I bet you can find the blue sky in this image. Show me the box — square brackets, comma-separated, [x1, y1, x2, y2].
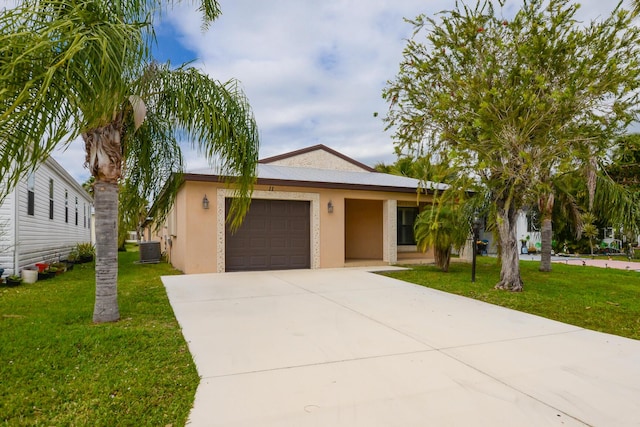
[52, 0, 634, 184]
[152, 22, 199, 65]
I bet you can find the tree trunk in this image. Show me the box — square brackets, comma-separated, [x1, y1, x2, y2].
[93, 181, 120, 323]
[84, 121, 123, 324]
[435, 247, 452, 272]
[539, 217, 553, 272]
[494, 205, 523, 291]
[538, 193, 554, 272]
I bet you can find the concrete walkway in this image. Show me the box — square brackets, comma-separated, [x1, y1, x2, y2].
[163, 268, 640, 427]
[519, 253, 640, 272]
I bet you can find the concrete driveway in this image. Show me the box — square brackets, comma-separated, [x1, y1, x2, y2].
[162, 268, 640, 427]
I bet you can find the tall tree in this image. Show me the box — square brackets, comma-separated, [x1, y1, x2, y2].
[0, 0, 259, 322]
[606, 134, 640, 189]
[384, 0, 640, 291]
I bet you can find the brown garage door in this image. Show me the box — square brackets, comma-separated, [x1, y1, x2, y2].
[225, 198, 310, 271]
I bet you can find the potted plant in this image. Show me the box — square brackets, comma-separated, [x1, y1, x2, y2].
[50, 262, 66, 274]
[43, 267, 58, 279]
[67, 248, 79, 264]
[6, 275, 22, 286]
[35, 262, 49, 273]
[21, 266, 39, 284]
[75, 243, 95, 263]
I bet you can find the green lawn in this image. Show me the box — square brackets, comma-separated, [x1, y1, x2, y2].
[0, 249, 199, 426]
[382, 257, 640, 340]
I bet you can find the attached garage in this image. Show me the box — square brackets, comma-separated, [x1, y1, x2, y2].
[225, 198, 311, 271]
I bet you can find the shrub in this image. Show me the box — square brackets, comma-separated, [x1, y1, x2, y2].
[74, 242, 95, 263]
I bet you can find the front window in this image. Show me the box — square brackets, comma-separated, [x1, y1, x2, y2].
[49, 179, 54, 220]
[27, 172, 35, 216]
[397, 207, 419, 245]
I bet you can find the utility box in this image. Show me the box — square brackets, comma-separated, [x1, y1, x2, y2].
[139, 241, 161, 263]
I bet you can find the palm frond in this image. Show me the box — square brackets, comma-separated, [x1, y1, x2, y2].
[593, 173, 639, 234]
[0, 0, 147, 193]
[139, 63, 259, 230]
[120, 108, 183, 227]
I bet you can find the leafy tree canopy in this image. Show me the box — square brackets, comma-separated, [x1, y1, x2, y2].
[384, 0, 640, 290]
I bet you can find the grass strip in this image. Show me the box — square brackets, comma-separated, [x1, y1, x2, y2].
[0, 249, 198, 426]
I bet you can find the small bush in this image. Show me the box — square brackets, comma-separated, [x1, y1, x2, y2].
[74, 242, 95, 263]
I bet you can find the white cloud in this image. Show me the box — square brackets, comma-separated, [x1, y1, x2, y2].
[161, 0, 436, 169]
[52, 0, 636, 182]
[52, 136, 91, 185]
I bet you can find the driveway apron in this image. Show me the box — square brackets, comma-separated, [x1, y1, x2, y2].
[162, 268, 640, 427]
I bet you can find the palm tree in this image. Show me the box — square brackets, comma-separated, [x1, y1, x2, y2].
[414, 203, 469, 272]
[536, 158, 640, 270]
[581, 213, 599, 256]
[0, 0, 259, 323]
[376, 155, 480, 272]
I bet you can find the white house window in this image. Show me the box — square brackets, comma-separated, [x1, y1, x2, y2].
[83, 203, 86, 228]
[27, 172, 35, 216]
[49, 179, 54, 220]
[65, 190, 68, 223]
[75, 196, 78, 225]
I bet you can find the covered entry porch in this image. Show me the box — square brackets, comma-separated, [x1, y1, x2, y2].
[344, 198, 433, 266]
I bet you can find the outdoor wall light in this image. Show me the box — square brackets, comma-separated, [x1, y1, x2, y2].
[327, 200, 334, 213]
[202, 195, 210, 210]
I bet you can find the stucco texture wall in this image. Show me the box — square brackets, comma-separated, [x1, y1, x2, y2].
[162, 181, 435, 274]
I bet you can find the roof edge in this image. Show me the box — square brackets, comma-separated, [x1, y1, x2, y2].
[181, 173, 434, 195]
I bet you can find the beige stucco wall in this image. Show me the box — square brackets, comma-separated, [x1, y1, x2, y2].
[161, 180, 435, 274]
[161, 182, 218, 274]
[267, 150, 367, 172]
[345, 199, 383, 260]
[318, 190, 345, 268]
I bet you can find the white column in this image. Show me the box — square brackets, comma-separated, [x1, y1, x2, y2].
[383, 200, 397, 264]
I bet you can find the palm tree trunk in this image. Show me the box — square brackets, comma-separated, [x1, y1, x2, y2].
[435, 247, 452, 272]
[93, 181, 120, 323]
[539, 217, 553, 272]
[494, 205, 523, 291]
[538, 193, 554, 272]
[84, 122, 123, 324]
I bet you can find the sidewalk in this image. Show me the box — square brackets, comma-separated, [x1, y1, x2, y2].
[519, 253, 640, 272]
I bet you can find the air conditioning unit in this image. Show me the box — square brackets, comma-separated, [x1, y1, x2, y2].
[139, 241, 161, 263]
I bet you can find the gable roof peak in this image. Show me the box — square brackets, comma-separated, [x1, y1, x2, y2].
[259, 144, 376, 172]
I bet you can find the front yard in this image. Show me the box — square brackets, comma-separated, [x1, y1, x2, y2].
[0, 248, 199, 426]
[2, 250, 639, 426]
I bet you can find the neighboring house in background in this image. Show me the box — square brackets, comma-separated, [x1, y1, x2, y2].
[476, 211, 542, 256]
[0, 157, 93, 276]
[149, 145, 447, 274]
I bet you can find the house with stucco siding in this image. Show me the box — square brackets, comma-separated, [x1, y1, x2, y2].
[152, 145, 446, 274]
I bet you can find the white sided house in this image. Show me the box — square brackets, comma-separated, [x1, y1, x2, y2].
[0, 157, 93, 276]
